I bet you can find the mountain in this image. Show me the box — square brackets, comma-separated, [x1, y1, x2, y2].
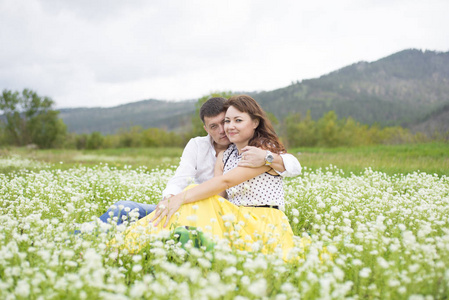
[59, 49, 449, 135]
[59, 99, 196, 134]
[411, 103, 449, 135]
[255, 49, 449, 128]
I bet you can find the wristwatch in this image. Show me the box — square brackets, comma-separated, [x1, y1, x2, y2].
[265, 150, 274, 166]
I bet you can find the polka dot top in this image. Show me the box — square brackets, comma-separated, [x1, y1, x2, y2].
[222, 144, 284, 207]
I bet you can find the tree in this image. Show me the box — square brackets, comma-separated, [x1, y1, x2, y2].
[283, 111, 317, 147]
[75, 133, 88, 149]
[317, 111, 340, 147]
[0, 127, 7, 146]
[283, 113, 302, 147]
[189, 91, 233, 138]
[86, 132, 104, 150]
[0, 89, 66, 148]
[118, 126, 143, 148]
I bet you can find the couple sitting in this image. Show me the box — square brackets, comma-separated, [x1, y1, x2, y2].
[105, 95, 302, 259]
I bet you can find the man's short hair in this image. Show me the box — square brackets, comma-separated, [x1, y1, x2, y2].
[200, 97, 227, 124]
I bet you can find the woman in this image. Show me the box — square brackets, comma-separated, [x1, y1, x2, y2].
[115, 95, 297, 260]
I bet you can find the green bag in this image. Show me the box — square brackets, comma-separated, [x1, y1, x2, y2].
[173, 226, 215, 252]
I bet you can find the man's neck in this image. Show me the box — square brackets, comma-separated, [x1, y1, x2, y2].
[213, 142, 228, 155]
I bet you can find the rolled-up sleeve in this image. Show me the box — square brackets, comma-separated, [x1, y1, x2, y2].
[277, 153, 302, 177]
[162, 139, 199, 197]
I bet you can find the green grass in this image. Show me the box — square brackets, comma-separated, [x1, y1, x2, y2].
[292, 143, 449, 176]
[0, 147, 183, 172]
[1, 143, 448, 176]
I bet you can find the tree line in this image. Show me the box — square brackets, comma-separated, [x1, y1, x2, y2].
[281, 110, 446, 148]
[1, 89, 447, 150]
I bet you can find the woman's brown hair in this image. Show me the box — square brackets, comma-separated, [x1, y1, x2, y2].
[224, 95, 286, 154]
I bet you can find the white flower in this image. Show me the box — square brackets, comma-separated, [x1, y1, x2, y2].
[15, 279, 30, 298]
[409, 264, 420, 273]
[352, 259, 363, 266]
[132, 255, 142, 263]
[222, 214, 236, 222]
[186, 215, 198, 222]
[223, 267, 237, 277]
[409, 295, 425, 300]
[359, 267, 371, 278]
[198, 258, 212, 269]
[130, 281, 147, 298]
[66, 203, 75, 213]
[326, 245, 337, 254]
[132, 264, 142, 272]
[377, 257, 389, 269]
[388, 279, 400, 287]
[248, 278, 267, 297]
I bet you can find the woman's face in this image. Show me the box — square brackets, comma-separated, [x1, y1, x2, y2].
[224, 106, 259, 146]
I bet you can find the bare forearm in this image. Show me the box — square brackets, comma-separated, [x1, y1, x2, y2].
[173, 165, 268, 205]
[176, 177, 228, 205]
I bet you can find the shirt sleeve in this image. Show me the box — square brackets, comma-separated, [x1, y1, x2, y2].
[277, 153, 302, 177]
[162, 138, 199, 197]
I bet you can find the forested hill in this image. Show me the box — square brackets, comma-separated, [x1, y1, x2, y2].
[256, 49, 449, 129]
[59, 99, 196, 134]
[60, 49, 449, 134]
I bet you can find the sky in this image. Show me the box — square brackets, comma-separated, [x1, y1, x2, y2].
[1, 0, 449, 108]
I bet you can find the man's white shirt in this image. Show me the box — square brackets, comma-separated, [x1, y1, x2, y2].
[162, 135, 302, 197]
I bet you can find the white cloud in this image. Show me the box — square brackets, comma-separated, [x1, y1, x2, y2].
[1, 0, 448, 108]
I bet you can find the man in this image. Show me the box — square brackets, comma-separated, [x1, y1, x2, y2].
[95, 97, 301, 227]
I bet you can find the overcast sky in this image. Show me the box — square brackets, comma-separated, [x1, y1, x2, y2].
[1, 0, 448, 108]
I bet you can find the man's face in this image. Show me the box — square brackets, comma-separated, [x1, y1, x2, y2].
[203, 112, 230, 147]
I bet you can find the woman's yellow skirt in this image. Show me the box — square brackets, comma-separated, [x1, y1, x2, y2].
[111, 193, 300, 260]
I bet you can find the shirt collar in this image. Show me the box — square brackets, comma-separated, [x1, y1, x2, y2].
[206, 134, 217, 156]
[207, 134, 214, 147]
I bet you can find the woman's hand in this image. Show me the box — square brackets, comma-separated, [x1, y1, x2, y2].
[238, 146, 266, 167]
[150, 195, 183, 228]
[239, 146, 286, 174]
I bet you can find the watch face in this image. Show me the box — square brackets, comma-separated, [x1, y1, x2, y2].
[267, 154, 274, 162]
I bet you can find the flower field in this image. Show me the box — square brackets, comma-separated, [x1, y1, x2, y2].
[1, 155, 449, 299]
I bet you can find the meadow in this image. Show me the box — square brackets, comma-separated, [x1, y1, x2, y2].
[0, 143, 448, 299]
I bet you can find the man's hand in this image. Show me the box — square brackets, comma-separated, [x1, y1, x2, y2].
[150, 195, 183, 228]
[239, 146, 287, 174]
[238, 146, 266, 167]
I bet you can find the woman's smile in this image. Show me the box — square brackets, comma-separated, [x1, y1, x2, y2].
[224, 106, 259, 149]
